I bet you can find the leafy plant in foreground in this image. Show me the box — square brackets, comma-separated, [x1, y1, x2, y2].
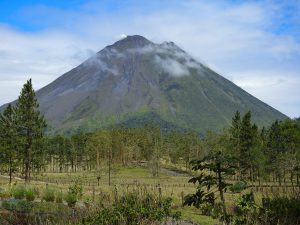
[184, 151, 237, 225]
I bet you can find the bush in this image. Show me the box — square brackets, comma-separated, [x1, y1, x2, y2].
[64, 182, 82, 207]
[2, 200, 17, 211]
[42, 188, 55, 202]
[68, 182, 83, 199]
[230, 181, 247, 193]
[64, 192, 77, 207]
[83, 190, 180, 225]
[2, 199, 34, 213]
[11, 185, 26, 199]
[232, 192, 258, 225]
[261, 196, 300, 225]
[25, 187, 35, 201]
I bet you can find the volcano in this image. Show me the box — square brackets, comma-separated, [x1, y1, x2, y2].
[1, 35, 287, 133]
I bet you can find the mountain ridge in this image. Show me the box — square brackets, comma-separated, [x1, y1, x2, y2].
[0, 35, 288, 134]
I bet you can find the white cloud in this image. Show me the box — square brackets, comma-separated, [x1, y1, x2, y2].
[0, 0, 299, 117]
[232, 71, 300, 118]
[154, 55, 188, 77]
[120, 34, 127, 39]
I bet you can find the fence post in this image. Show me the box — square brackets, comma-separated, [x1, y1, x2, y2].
[158, 184, 162, 204]
[92, 185, 95, 202]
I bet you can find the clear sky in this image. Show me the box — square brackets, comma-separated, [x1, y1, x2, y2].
[0, 0, 299, 117]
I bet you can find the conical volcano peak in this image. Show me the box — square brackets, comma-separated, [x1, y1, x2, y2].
[109, 35, 153, 50]
[1, 35, 287, 134]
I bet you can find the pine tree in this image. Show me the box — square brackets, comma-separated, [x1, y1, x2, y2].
[239, 111, 255, 178]
[15, 79, 46, 182]
[0, 104, 19, 183]
[229, 111, 242, 177]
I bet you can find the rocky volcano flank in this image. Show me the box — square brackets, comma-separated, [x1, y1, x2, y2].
[1, 35, 287, 133]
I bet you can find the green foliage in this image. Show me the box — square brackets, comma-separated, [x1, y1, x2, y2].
[11, 185, 26, 199]
[64, 191, 77, 207]
[229, 181, 247, 193]
[2, 199, 34, 213]
[15, 79, 47, 181]
[185, 151, 238, 224]
[25, 187, 35, 201]
[232, 192, 258, 225]
[42, 188, 55, 202]
[83, 190, 180, 225]
[68, 181, 83, 198]
[261, 195, 300, 225]
[0, 104, 19, 183]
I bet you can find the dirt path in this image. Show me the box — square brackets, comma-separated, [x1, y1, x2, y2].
[0, 175, 23, 181]
[0, 174, 47, 185]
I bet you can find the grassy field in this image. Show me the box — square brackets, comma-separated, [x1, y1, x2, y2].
[1, 165, 296, 224]
[0, 166, 217, 224]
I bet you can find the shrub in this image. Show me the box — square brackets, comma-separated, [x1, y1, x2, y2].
[64, 183, 82, 207]
[42, 188, 55, 202]
[25, 187, 35, 201]
[83, 189, 180, 225]
[232, 192, 258, 225]
[2, 200, 17, 211]
[11, 185, 26, 199]
[15, 200, 34, 213]
[68, 182, 83, 199]
[2, 199, 34, 213]
[230, 181, 247, 193]
[64, 192, 77, 207]
[261, 196, 300, 225]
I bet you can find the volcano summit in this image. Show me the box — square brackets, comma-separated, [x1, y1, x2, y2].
[1, 35, 287, 133]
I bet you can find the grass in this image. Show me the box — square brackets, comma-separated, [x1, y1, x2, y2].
[178, 207, 218, 225]
[1, 165, 296, 224]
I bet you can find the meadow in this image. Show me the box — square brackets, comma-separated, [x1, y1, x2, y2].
[1, 163, 299, 225]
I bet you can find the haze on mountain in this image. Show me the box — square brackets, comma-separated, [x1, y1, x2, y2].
[1, 35, 287, 134]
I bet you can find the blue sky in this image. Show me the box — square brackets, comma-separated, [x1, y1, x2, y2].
[0, 0, 299, 117]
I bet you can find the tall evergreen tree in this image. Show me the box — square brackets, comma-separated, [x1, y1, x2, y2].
[15, 79, 46, 182]
[230, 111, 241, 150]
[0, 104, 19, 183]
[239, 111, 255, 178]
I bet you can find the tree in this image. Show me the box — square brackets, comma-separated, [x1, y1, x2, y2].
[86, 130, 111, 171]
[229, 111, 241, 155]
[15, 79, 46, 182]
[184, 151, 237, 224]
[0, 104, 19, 183]
[70, 132, 87, 171]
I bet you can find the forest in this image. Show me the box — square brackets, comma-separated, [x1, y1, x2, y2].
[0, 80, 300, 224]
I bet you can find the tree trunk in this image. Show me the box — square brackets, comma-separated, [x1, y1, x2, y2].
[24, 130, 33, 183]
[9, 157, 12, 184]
[217, 162, 228, 225]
